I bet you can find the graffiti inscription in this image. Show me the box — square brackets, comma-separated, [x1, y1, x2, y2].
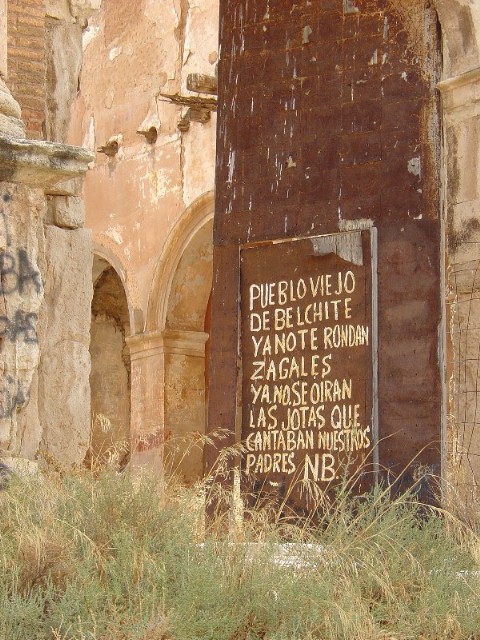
[0, 192, 42, 420]
[241, 234, 374, 501]
[0, 248, 42, 296]
[0, 375, 29, 419]
[0, 310, 38, 343]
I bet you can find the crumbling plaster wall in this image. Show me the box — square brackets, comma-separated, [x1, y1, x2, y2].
[435, 0, 480, 78]
[69, 0, 218, 329]
[89, 263, 130, 467]
[66, 0, 480, 489]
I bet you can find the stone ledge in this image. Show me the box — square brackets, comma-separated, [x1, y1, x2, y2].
[438, 66, 480, 94]
[163, 329, 208, 357]
[438, 66, 480, 117]
[0, 136, 94, 189]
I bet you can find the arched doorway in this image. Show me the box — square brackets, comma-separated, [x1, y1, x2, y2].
[88, 255, 131, 468]
[162, 218, 213, 482]
[145, 192, 214, 483]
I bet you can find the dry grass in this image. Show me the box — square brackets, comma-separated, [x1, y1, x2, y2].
[0, 458, 479, 640]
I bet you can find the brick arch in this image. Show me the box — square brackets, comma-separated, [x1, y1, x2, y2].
[89, 252, 131, 469]
[146, 191, 214, 333]
[92, 242, 137, 334]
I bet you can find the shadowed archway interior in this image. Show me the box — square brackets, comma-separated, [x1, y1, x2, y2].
[88, 255, 131, 469]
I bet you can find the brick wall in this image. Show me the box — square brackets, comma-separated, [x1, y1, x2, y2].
[208, 0, 442, 497]
[7, 0, 46, 139]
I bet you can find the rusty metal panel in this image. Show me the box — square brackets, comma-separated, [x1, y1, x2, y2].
[240, 230, 377, 506]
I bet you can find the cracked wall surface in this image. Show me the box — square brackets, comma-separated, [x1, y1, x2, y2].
[441, 69, 480, 501]
[0, 0, 479, 492]
[89, 263, 130, 468]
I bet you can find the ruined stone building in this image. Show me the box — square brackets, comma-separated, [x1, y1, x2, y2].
[68, 0, 218, 479]
[1, 0, 480, 503]
[0, 0, 217, 482]
[0, 0, 94, 472]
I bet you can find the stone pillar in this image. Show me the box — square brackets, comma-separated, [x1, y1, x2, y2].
[0, 183, 44, 453]
[0, 0, 25, 138]
[0, 0, 98, 471]
[439, 67, 480, 501]
[127, 332, 166, 473]
[37, 221, 93, 466]
[0, 80, 24, 137]
[0, 140, 93, 463]
[127, 329, 208, 479]
[44, 2, 83, 143]
[163, 330, 208, 482]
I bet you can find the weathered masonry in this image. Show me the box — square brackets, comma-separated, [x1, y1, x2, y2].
[2, 0, 480, 507]
[69, 0, 218, 479]
[1, 0, 220, 478]
[0, 0, 97, 471]
[207, 0, 443, 507]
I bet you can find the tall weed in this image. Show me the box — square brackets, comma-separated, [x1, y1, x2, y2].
[0, 466, 478, 639]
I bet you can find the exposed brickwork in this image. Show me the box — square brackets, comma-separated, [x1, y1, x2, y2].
[208, 0, 442, 494]
[7, 0, 46, 139]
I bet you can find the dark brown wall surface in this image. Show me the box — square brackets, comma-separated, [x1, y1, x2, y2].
[208, 0, 442, 491]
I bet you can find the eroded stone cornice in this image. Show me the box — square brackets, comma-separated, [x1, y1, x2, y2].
[0, 136, 94, 189]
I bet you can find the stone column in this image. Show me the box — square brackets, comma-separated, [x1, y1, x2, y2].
[0, 183, 44, 454]
[127, 329, 208, 479]
[0, 140, 93, 462]
[127, 332, 166, 473]
[0, 0, 24, 139]
[439, 67, 480, 501]
[0, 80, 24, 138]
[0, 0, 97, 471]
[163, 329, 208, 483]
[0, 0, 6, 79]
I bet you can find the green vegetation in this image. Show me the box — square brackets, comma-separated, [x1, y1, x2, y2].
[0, 467, 479, 640]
